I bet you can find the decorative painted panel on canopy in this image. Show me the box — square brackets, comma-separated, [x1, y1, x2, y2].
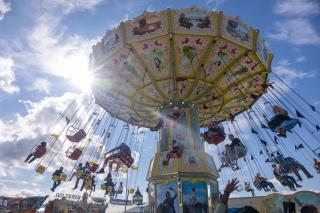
[90, 6, 272, 129]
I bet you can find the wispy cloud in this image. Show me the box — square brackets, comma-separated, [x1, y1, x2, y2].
[274, 0, 320, 16]
[0, 56, 20, 94]
[268, 18, 320, 46]
[206, 0, 226, 10]
[0, 92, 76, 143]
[272, 60, 317, 87]
[0, 0, 10, 21]
[37, 0, 104, 14]
[270, 0, 320, 47]
[27, 78, 51, 94]
[16, 14, 98, 91]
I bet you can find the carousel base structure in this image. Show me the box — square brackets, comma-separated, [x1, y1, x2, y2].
[147, 151, 219, 213]
[146, 103, 220, 213]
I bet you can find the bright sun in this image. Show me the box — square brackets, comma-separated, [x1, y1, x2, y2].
[59, 52, 93, 92]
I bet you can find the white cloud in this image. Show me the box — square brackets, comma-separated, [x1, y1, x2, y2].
[272, 60, 317, 88]
[0, 56, 20, 94]
[16, 14, 98, 92]
[268, 19, 320, 46]
[39, 0, 104, 14]
[295, 55, 306, 63]
[274, 0, 320, 16]
[206, 0, 226, 10]
[0, 182, 43, 197]
[28, 78, 51, 94]
[0, 92, 77, 143]
[0, 0, 10, 21]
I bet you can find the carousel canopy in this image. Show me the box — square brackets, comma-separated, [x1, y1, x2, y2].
[90, 6, 272, 129]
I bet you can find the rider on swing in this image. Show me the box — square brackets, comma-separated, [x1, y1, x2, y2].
[223, 134, 246, 161]
[254, 173, 277, 192]
[162, 140, 183, 165]
[269, 105, 299, 138]
[313, 158, 320, 174]
[24, 142, 47, 164]
[272, 164, 302, 191]
[104, 173, 115, 197]
[97, 143, 132, 174]
[244, 182, 255, 197]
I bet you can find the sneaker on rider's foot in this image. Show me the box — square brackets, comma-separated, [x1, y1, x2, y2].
[96, 168, 105, 174]
[307, 175, 314, 179]
[289, 187, 296, 191]
[296, 184, 302, 188]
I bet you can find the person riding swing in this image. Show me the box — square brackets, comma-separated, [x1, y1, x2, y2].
[24, 142, 47, 164]
[97, 143, 133, 174]
[268, 105, 299, 138]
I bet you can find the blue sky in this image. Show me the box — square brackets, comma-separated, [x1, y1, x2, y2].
[0, 0, 320, 205]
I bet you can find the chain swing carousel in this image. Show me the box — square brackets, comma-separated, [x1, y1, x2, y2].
[90, 6, 272, 212]
[23, 6, 320, 212]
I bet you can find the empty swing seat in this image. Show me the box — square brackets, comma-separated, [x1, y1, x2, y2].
[66, 128, 87, 143]
[119, 152, 134, 168]
[67, 148, 83, 160]
[36, 165, 46, 174]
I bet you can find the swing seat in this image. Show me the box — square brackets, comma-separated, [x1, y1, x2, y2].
[107, 185, 113, 192]
[60, 173, 67, 182]
[268, 114, 298, 132]
[117, 187, 123, 194]
[66, 147, 83, 160]
[131, 165, 139, 170]
[36, 165, 46, 174]
[75, 170, 83, 178]
[101, 184, 106, 190]
[85, 182, 92, 190]
[236, 146, 247, 158]
[53, 175, 60, 182]
[204, 127, 226, 145]
[205, 134, 226, 145]
[89, 162, 99, 172]
[66, 128, 87, 143]
[33, 147, 47, 158]
[119, 152, 134, 168]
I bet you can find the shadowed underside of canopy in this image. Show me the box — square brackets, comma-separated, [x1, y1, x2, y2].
[90, 6, 272, 129]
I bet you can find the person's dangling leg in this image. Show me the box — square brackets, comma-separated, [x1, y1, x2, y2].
[51, 181, 56, 191]
[293, 168, 303, 181]
[251, 189, 255, 197]
[69, 172, 75, 181]
[24, 153, 33, 163]
[97, 158, 109, 174]
[28, 156, 37, 163]
[267, 182, 277, 192]
[80, 180, 86, 191]
[52, 180, 61, 192]
[73, 177, 80, 189]
[297, 164, 313, 178]
[56, 180, 61, 189]
[287, 175, 302, 187]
